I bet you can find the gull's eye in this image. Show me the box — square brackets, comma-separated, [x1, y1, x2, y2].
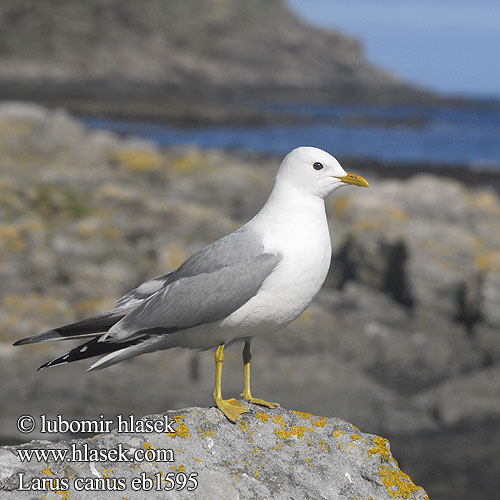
[313, 162, 324, 171]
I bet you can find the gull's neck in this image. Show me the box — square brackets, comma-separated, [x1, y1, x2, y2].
[248, 179, 328, 235]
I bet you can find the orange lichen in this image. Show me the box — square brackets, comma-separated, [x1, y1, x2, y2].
[378, 467, 425, 499]
[272, 415, 285, 427]
[291, 411, 314, 419]
[176, 423, 190, 439]
[368, 436, 428, 499]
[255, 411, 269, 423]
[273, 424, 308, 440]
[102, 468, 113, 478]
[198, 427, 214, 439]
[367, 436, 391, 462]
[312, 418, 327, 427]
[168, 422, 190, 439]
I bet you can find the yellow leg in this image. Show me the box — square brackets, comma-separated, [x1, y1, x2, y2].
[213, 344, 249, 422]
[241, 341, 279, 408]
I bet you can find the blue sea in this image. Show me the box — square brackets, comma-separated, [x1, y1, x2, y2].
[82, 103, 500, 169]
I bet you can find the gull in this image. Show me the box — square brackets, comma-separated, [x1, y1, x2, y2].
[14, 147, 368, 422]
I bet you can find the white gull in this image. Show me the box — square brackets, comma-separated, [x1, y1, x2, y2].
[15, 146, 369, 422]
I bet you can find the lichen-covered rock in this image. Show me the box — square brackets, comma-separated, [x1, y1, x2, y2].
[0, 406, 428, 500]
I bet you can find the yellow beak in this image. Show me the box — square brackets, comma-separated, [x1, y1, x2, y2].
[335, 172, 369, 188]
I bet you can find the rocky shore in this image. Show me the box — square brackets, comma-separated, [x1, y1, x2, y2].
[0, 103, 499, 499]
[0, 406, 429, 500]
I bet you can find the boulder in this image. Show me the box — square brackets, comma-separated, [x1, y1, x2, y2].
[0, 406, 428, 500]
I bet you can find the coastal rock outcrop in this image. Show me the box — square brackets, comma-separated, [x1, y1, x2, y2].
[0, 406, 428, 500]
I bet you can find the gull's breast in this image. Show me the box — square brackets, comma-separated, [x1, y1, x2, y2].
[221, 218, 332, 333]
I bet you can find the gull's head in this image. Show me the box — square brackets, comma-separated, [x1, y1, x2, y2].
[276, 147, 369, 198]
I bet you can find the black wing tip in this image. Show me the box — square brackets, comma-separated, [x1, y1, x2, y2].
[13, 329, 66, 346]
[13, 337, 34, 346]
[37, 357, 70, 371]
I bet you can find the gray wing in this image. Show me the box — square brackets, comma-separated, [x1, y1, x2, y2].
[104, 228, 281, 342]
[113, 227, 268, 312]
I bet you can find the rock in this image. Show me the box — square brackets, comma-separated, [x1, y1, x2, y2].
[413, 364, 500, 427]
[328, 175, 500, 341]
[0, 0, 430, 109]
[0, 406, 429, 500]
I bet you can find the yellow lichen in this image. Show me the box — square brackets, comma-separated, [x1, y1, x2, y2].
[176, 423, 190, 439]
[367, 436, 391, 462]
[291, 411, 314, 419]
[475, 250, 500, 272]
[272, 415, 285, 427]
[378, 466, 423, 499]
[255, 411, 269, 423]
[112, 149, 162, 172]
[172, 152, 203, 172]
[350, 434, 361, 441]
[312, 418, 327, 427]
[273, 424, 308, 440]
[168, 422, 190, 439]
[102, 468, 113, 478]
[367, 436, 427, 499]
[42, 466, 52, 475]
[332, 430, 344, 438]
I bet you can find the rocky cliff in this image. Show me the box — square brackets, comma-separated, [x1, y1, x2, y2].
[0, 406, 428, 500]
[0, 0, 432, 118]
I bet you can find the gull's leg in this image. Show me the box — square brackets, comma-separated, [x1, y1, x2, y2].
[241, 341, 279, 408]
[213, 344, 249, 422]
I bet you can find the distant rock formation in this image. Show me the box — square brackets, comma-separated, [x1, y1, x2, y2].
[0, 405, 429, 500]
[0, 0, 433, 111]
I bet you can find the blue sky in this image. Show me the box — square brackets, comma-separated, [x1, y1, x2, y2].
[287, 0, 500, 97]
